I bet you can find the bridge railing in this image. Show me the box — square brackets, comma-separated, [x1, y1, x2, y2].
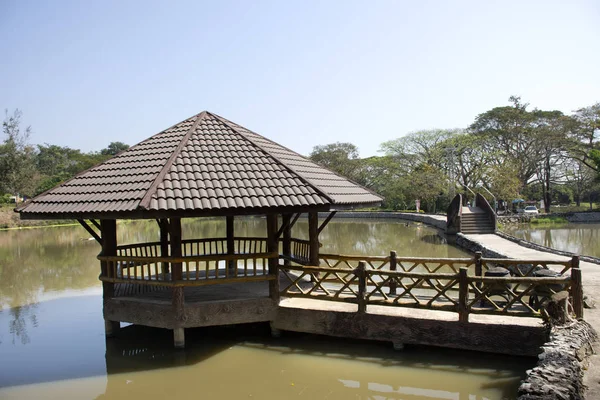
[279, 254, 582, 320]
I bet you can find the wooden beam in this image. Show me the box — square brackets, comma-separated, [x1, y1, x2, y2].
[169, 218, 182, 280]
[308, 212, 319, 266]
[227, 216, 235, 275]
[90, 219, 101, 230]
[317, 211, 337, 234]
[159, 218, 170, 274]
[169, 217, 185, 347]
[77, 219, 102, 245]
[282, 213, 292, 267]
[100, 219, 119, 336]
[266, 214, 280, 303]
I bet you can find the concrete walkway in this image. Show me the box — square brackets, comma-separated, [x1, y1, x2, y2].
[462, 233, 600, 398]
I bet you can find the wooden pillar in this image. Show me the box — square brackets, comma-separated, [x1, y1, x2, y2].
[159, 219, 170, 275]
[267, 214, 280, 303]
[282, 213, 292, 266]
[389, 251, 397, 295]
[308, 212, 319, 266]
[458, 267, 469, 323]
[169, 218, 185, 348]
[571, 257, 583, 319]
[101, 219, 120, 336]
[226, 215, 235, 276]
[357, 261, 367, 313]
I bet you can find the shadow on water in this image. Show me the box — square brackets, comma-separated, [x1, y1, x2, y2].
[103, 324, 531, 399]
[0, 293, 535, 399]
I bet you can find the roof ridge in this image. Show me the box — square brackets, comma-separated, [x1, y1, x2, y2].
[138, 111, 207, 209]
[207, 112, 336, 204]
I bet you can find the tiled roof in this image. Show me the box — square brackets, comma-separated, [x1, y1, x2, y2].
[18, 112, 382, 218]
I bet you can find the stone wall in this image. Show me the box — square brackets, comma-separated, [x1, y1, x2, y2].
[518, 321, 597, 400]
[326, 211, 447, 230]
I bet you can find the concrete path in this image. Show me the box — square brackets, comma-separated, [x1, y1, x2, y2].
[463, 233, 600, 398]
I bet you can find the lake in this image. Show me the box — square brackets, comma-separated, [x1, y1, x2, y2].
[502, 223, 600, 258]
[0, 218, 535, 399]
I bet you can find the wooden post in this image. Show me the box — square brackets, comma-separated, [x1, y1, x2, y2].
[309, 212, 319, 282]
[357, 261, 367, 313]
[226, 215, 235, 277]
[458, 267, 469, 323]
[159, 219, 170, 275]
[571, 260, 584, 319]
[282, 213, 292, 266]
[474, 251, 483, 298]
[101, 219, 120, 336]
[267, 214, 280, 303]
[169, 218, 185, 348]
[308, 212, 319, 266]
[389, 250, 397, 295]
[474, 252, 483, 276]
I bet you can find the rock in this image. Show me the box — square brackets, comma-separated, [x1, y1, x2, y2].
[517, 321, 597, 400]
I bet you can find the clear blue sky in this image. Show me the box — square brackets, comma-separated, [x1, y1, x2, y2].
[1, 0, 599, 157]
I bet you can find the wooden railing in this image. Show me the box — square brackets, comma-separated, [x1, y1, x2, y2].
[279, 238, 311, 265]
[116, 237, 268, 258]
[279, 255, 582, 320]
[98, 252, 278, 287]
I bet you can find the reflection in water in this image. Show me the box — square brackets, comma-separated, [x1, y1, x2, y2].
[503, 223, 600, 258]
[0, 218, 531, 400]
[8, 304, 38, 345]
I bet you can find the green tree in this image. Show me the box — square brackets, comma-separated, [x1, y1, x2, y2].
[568, 102, 600, 173]
[531, 110, 572, 212]
[469, 96, 542, 192]
[0, 110, 38, 201]
[101, 141, 130, 156]
[309, 142, 361, 179]
[380, 129, 461, 172]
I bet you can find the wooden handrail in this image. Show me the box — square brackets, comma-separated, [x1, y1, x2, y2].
[279, 257, 576, 320]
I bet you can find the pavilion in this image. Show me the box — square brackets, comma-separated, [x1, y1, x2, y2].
[17, 111, 382, 347]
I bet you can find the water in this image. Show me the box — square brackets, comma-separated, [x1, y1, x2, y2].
[502, 223, 600, 258]
[0, 218, 534, 399]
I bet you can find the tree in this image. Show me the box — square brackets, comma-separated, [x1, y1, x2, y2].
[564, 159, 597, 206]
[380, 129, 461, 172]
[436, 132, 490, 195]
[0, 110, 37, 201]
[568, 102, 600, 173]
[100, 141, 130, 156]
[530, 110, 572, 212]
[309, 142, 361, 179]
[469, 96, 545, 193]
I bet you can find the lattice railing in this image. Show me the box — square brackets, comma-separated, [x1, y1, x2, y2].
[481, 258, 572, 277]
[278, 256, 583, 320]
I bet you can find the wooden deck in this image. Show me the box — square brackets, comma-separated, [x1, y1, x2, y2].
[106, 273, 548, 356]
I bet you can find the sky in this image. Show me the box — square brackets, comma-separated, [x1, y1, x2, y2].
[1, 0, 599, 158]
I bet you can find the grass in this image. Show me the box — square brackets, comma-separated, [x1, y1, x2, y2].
[531, 216, 569, 224]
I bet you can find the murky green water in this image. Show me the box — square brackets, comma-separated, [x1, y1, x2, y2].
[502, 223, 600, 258]
[0, 218, 533, 399]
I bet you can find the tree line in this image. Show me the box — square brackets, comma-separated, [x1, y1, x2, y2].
[0, 109, 129, 203]
[309, 97, 600, 213]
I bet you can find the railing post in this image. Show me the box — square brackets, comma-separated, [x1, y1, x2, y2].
[389, 251, 397, 295]
[571, 257, 583, 319]
[458, 267, 469, 323]
[474, 251, 483, 295]
[357, 261, 367, 313]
